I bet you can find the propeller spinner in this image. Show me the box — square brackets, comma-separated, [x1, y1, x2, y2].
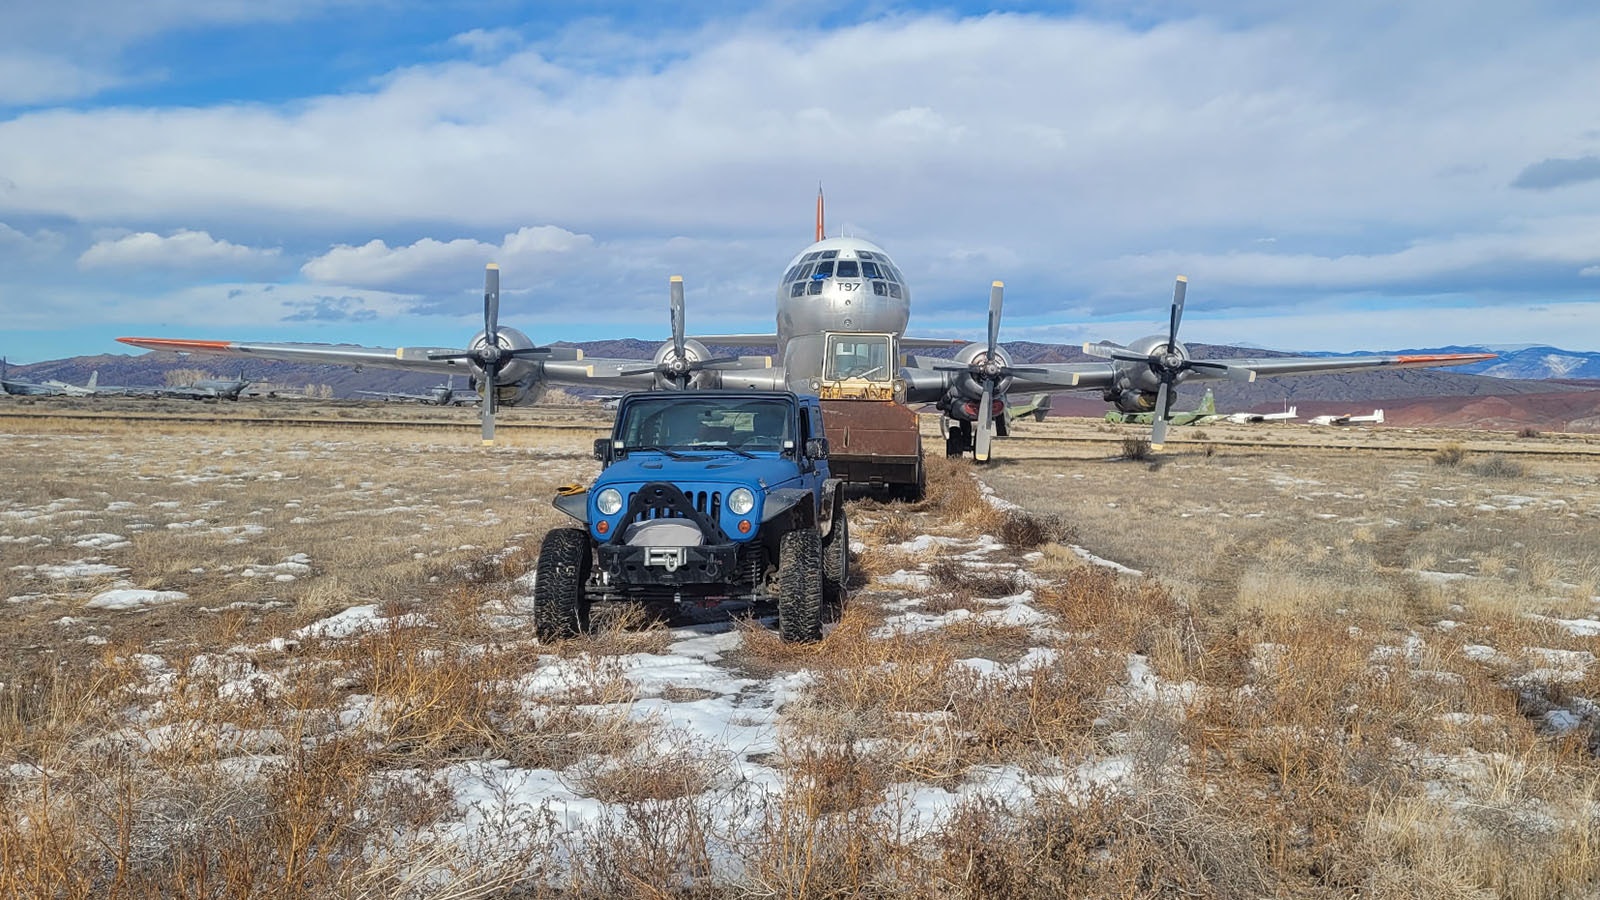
[1083, 276, 1255, 449]
[427, 264, 551, 444]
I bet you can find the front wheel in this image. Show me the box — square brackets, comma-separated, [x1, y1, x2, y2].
[777, 527, 823, 643]
[533, 528, 592, 640]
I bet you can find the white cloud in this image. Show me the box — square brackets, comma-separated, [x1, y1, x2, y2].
[0, 222, 66, 258]
[300, 225, 596, 291]
[77, 229, 281, 271]
[7, 6, 1600, 357]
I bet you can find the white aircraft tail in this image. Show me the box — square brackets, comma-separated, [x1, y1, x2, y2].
[87, 371, 98, 390]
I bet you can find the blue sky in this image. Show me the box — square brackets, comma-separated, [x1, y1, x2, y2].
[4, 0, 1600, 362]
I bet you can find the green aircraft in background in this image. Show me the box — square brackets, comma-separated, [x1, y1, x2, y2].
[1105, 388, 1220, 426]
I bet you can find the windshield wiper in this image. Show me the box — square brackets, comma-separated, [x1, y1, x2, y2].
[628, 444, 689, 459]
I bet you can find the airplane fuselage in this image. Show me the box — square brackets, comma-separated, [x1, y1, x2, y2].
[771, 237, 912, 393]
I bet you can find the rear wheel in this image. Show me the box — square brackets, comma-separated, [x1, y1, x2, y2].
[777, 527, 823, 643]
[533, 528, 592, 640]
[823, 513, 849, 611]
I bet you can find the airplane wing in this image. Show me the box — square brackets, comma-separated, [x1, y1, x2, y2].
[116, 338, 486, 373]
[685, 333, 777, 347]
[996, 352, 1496, 394]
[689, 334, 964, 350]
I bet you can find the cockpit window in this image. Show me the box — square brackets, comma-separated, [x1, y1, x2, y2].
[804, 251, 821, 262]
[860, 261, 883, 279]
[825, 335, 893, 382]
[812, 260, 835, 279]
[835, 260, 860, 278]
[794, 262, 814, 281]
[783, 265, 800, 282]
[857, 251, 875, 260]
[819, 250, 838, 259]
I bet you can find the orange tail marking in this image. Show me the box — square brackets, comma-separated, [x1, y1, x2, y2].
[815, 183, 825, 242]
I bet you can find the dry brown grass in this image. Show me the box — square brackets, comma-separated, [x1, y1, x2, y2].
[6, 408, 1600, 896]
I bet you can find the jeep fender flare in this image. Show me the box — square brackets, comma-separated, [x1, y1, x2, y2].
[763, 479, 846, 540]
[553, 491, 588, 525]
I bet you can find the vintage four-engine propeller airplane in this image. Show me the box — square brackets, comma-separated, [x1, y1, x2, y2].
[118, 193, 1494, 456]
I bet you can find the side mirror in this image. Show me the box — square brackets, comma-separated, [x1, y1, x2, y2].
[805, 438, 829, 460]
[593, 438, 612, 463]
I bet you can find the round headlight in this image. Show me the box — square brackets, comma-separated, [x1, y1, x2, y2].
[728, 487, 755, 515]
[596, 488, 623, 515]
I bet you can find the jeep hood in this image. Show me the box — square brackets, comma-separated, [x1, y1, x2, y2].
[597, 453, 804, 490]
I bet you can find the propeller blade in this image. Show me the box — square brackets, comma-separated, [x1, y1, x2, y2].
[1167, 275, 1187, 349]
[670, 276, 686, 361]
[975, 381, 994, 462]
[1189, 360, 1257, 382]
[689, 356, 742, 370]
[1001, 367, 1082, 387]
[481, 363, 498, 444]
[506, 347, 553, 359]
[1150, 381, 1170, 449]
[986, 281, 1003, 361]
[617, 365, 659, 377]
[427, 350, 472, 361]
[483, 264, 501, 346]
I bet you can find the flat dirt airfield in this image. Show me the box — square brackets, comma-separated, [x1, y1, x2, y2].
[5, 397, 1600, 898]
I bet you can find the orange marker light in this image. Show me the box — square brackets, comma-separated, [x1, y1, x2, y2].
[596, 520, 610, 536]
[738, 520, 751, 534]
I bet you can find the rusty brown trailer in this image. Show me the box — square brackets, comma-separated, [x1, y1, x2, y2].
[819, 399, 925, 500]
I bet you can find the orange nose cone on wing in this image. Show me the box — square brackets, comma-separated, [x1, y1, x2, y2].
[117, 338, 236, 352]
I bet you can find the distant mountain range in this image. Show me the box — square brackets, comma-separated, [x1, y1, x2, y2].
[5, 341, 1598, 424]
[1308, 345, 1600, 380]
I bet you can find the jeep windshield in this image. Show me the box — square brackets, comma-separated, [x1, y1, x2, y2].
[617, 396, 793, 452]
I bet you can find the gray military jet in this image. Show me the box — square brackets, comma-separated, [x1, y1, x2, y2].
[2, 359, 102, 396]
[153, 370, 252, 400]
[355, 376, 476, 406]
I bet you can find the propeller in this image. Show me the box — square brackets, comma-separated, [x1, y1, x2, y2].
[618, 276, 741, 389]
[426, 264, 551, 444]
[1082, 276, 1256, 448]
[927, 282, 1081, 461]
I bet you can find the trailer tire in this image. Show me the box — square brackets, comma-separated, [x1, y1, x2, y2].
[533, 528, 591, 640]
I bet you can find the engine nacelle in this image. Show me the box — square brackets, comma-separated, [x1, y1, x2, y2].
[466, 326, 543, 386]
[1102, 334, 1194, 410]
[649, 338, 720, 390]
[949, 342, 1016, 400]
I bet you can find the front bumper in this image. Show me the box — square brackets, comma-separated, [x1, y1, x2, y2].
[596, 541, 763, 594]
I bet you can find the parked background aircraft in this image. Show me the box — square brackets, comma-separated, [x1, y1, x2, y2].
[1309, 409, 1384, 426]
[154, 371, 252, 401]
[1107, 388, 1220, 426]
[117, 196, 1493, 453]
[1225, 404, 1299, 424]
[355, 376, 476, 406]
[2, 359, 102, 396]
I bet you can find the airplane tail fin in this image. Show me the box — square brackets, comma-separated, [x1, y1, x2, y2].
[87, 371, 98, 390]
[1198, 388, 1215, 415]
[1033, 393, 1051, 422]
[1373, 409, 1384, 423]
[1286, 406, 1297, 418]
[815, 183, 825, 242]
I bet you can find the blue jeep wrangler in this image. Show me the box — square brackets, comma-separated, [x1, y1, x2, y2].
[535, 390, 848, 642]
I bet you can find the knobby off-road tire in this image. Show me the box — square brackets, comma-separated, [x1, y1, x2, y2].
[822, 512, 849, 611]
[777, 526, 824, 643]
[533, 528, 592, 641]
